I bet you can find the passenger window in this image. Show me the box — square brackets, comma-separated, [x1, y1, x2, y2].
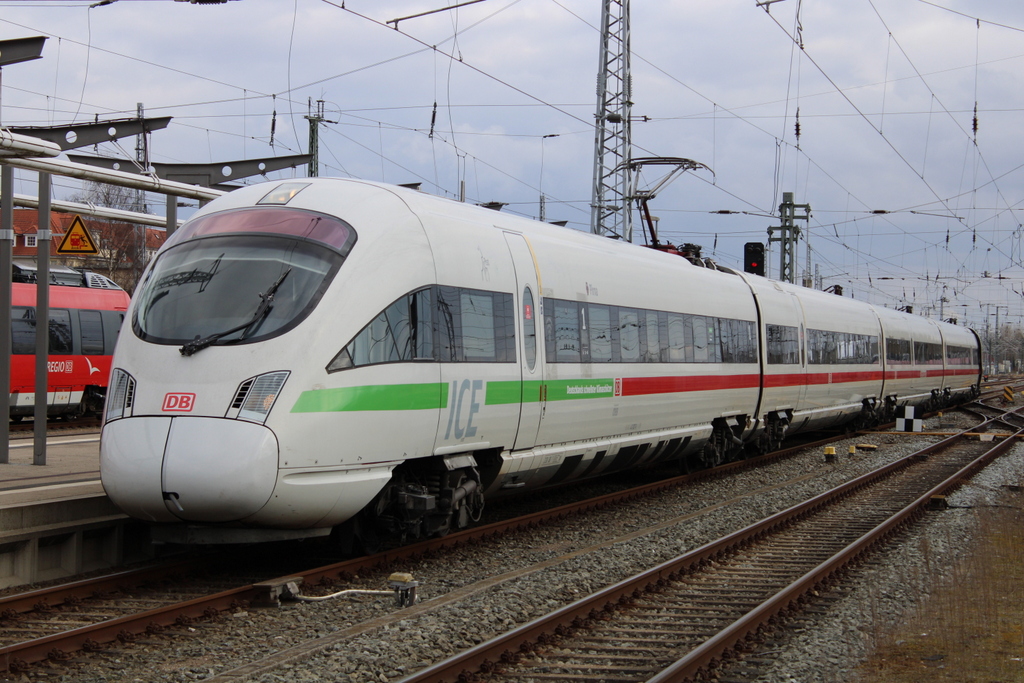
[328, 286, 516, 372]
[667, 313, 687, 362]
[553, 300, 581, 362]
[328, 291, 417, 371]
[767, 324, 800, 364]
[47, 309, 72, 354]
[414, 288, 434, 360]
[692, 316, 708, 362]
[80, 310, 105, 355]
[11, 307, 35, 355]
[644, 310, 661, 362]
[461, 290, 496, 361]
[618, 308, 640, 362]
[11, 307, 73, 355]
[589, 304, 613, 362]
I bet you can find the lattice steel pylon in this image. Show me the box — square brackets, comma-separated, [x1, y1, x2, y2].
[590, 0, 633, 240]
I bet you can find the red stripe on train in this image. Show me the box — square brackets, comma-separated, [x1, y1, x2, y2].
[610, 367, 978, 398]
[621, 374, 760, 396]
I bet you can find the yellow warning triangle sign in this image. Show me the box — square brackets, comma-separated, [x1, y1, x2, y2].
[56, 215, 99, 255]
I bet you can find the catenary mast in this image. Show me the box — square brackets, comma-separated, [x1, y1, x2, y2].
[590, 0, 633, 241]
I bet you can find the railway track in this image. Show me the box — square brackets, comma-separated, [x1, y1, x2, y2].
[0, 402, 1005, 677]
[401, 407, 1022, 683]
[7, 416, 101, 435]
[0, 424, 900, 676]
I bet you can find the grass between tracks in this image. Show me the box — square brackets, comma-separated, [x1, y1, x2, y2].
[854, 493, 1024, 682]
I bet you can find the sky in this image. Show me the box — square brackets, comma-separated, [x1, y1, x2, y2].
[1, 0, 1024, 334]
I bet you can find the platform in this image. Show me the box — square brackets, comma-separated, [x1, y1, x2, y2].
[0, 433, 103, 506]
[0, 433, 159, 589]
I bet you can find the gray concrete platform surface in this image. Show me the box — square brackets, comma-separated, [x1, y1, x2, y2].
[0, 434, 154, 589]
[0, 434, 103, 506]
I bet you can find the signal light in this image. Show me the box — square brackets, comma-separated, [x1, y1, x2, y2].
[743, 242, 765, 276]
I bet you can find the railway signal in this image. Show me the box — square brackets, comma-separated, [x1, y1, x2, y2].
[744, 242, 765, 276]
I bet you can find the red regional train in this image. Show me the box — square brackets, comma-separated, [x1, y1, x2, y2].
[9, 264, 130, 420]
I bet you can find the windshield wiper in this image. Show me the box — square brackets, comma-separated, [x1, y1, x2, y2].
[179, 268, 292, 357]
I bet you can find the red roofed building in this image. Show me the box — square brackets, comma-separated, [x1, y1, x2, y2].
[13, 208, 164, 293]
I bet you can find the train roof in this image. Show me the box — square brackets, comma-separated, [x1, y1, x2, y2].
[181, 177, 701, 267]
[182, 178, 980, 341]
[12, 281, 131, 310]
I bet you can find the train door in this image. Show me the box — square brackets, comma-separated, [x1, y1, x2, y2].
[503, 232, 545, 450]
[788, 292, 809, 410]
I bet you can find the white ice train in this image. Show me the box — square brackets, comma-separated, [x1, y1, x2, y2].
[99, 178, 982, 546]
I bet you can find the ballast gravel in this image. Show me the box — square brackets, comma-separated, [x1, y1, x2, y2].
[28, 416, 1021, 683]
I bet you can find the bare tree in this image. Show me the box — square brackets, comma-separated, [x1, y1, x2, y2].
[67, 182, 150, 292]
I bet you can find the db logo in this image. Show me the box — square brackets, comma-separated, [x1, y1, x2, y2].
[162, 393, 196, 412]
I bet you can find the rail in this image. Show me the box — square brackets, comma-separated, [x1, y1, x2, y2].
[399, 407, 1022, 683]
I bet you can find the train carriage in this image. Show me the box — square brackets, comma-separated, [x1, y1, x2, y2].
[937, 323, 982, 399]
[99, 178, 981, 546]
[771, 282, 885, 432]
[10, 274, 130, 419]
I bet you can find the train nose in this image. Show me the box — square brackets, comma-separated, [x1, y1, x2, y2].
[102, 416, 279, 523]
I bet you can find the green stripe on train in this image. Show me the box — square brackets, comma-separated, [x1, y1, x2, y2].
[292, 377, 617, 412]
[291, 382, 449, 412]
[485, 379, 615, 404]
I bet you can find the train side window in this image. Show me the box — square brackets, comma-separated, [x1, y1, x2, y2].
[657, 311, 669, 362]
[460, 290, 497, 361]
[12, 308, 74, 355]
[618, 308, 640, 362]
[667, 313, 687, 362]
[436, 286, 459, 362]
[455, 288, 515, 363]
[691, 315, 708, 362]
[719, 319, 735, 363]
[643, 310, 660, 362]
[913, 340, 942, 365]
[740, 321, 758, 363]
[683, 314, 695, 362]
[11, 307, 35, 355]
[49, 309, 72, 354]
[522, 287, 536, 370]
[946, 344, 972, 365]
[414, 288, 434, 361]
[807, 329, 819, 363]
[328, 290, 418, 371]
[886, 338, 911, 364]
[577, 302, 590, 362]
[588, 304, 613, 362]
[329, 286, 516, 372]
[80, 310, 105, 355]
[767, 324, 800, 364]
[497, 292, 517, 363]
[552, 300, 581, 362]
[722, 319, 754, 363]
[355, 297, 409, 366]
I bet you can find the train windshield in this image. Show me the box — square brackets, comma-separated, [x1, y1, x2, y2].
[133, 232, 345, 348]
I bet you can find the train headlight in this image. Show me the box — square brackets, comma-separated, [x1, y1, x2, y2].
[105, 369, 136, 423]
[227, 371, 290, 424]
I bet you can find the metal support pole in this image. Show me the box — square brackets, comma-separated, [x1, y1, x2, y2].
[590, 0, 632, 240]
[767, 192, 811, 284]
[33, 172, 50, 465]
[0, 166, 13, 464]
[166, 193, 177, 238]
